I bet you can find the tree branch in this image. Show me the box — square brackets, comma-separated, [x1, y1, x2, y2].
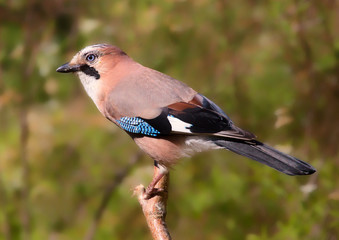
[134, 167, 171, 240]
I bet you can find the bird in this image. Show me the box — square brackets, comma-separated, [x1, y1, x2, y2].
[56, 43, 316, 199]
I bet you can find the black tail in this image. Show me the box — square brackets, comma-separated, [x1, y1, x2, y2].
[213, 139, 316, 175]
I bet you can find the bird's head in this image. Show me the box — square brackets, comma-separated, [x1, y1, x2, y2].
[56, 43, 127, 80]
[56, 44, 129, 108]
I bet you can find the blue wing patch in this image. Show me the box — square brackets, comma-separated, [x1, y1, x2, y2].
[116, 117, 161, 136]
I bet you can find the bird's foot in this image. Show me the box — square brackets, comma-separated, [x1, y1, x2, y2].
[143, 162, 168, 199]
[144, 186, 165, 200]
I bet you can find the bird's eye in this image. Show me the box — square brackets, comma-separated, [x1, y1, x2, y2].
[86, 54, 97, 62]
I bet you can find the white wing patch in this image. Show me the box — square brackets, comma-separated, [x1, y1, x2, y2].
[167, 115, 192, 133]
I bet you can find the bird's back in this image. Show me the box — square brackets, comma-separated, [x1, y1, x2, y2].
[105, 63, 197, 119]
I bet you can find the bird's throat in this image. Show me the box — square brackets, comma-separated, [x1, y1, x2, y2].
[77, 71, 103, 110]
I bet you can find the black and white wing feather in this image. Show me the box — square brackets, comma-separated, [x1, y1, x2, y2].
[112, 93, 316, 176]
[114, 93, 255, 140]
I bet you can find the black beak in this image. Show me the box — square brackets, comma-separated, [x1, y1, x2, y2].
[56, 62, 81, 73]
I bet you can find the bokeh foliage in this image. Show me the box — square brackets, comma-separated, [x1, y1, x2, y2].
[0, 0, 338, 239]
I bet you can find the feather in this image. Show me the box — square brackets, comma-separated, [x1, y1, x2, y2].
[213, 139, 316, 175]
[114, 93, 256, 140]
[166, 100, 255, 140]
[116, 117, 161, 136]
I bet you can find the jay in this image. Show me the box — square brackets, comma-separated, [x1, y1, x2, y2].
[57, 44, 316, 198]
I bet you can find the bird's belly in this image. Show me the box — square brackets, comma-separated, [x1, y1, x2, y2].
[133, 135, 188, 166]
[133, 135, 221, 167]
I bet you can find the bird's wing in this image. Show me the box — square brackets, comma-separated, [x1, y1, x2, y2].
[107, 93, 256, 140]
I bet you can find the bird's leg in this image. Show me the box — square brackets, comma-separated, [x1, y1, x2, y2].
[144, 161, 168, 199]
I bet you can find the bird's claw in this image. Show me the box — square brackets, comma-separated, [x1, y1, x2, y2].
[144, 187, 165, 200]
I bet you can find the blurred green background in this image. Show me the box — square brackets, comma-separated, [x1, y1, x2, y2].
[1, 0, 338, 239]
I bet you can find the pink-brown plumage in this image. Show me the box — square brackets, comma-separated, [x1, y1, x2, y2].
[57, 44, 316, 199]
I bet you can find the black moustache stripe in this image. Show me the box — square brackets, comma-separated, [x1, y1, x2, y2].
[80, 65, 100, 79]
